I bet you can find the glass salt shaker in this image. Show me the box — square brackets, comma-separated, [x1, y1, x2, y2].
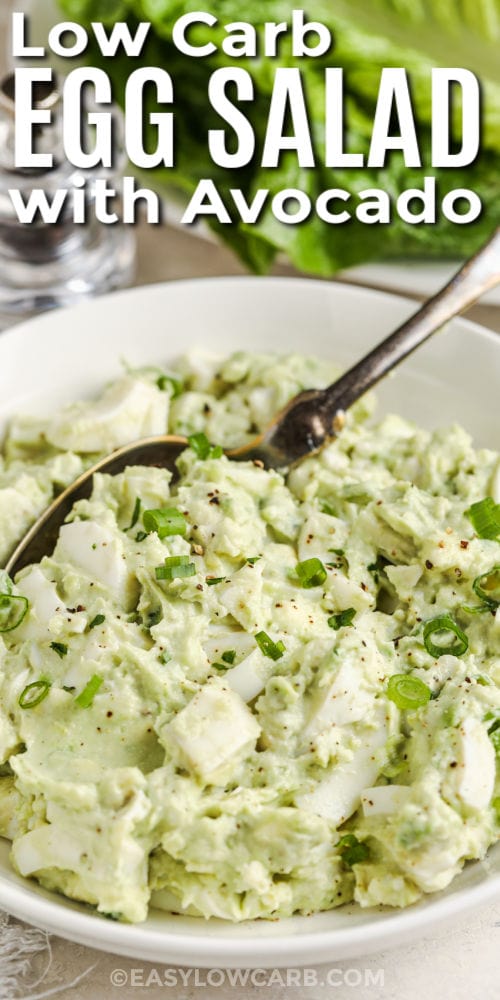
[0, 71, 135, 330]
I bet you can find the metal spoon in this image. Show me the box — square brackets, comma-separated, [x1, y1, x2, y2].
[5, 228, 500, 577]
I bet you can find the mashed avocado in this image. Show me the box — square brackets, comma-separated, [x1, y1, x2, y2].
[0, 351, 499, 923]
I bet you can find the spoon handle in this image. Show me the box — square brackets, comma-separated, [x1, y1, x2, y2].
[241, 227, 500, 467]
[320, 226, 500, 415]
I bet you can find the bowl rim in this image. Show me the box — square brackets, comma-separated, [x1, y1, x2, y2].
[0, 274, 499, 966]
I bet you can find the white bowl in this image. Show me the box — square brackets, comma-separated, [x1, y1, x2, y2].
[0, 277, 499, 966]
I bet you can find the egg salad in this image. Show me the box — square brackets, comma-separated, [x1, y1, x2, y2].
[0, 351, 499, 923]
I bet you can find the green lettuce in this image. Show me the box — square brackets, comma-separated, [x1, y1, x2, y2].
[59, 0, 500, 273]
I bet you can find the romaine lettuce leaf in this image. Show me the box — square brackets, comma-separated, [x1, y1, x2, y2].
[58, 0, 500, 273]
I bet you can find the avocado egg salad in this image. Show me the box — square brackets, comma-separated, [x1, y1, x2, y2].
[0, 351, 499, 924]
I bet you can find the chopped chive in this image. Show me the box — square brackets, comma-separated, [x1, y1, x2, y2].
[135, 531, 148, 542]
[221, 650, 236, 664]
[387, 673, 431, 710]
[159, 650, 171, 665]
[0, 593, 29, 633]
[188, 432, 223, 460]
[75, 674, 103, 708]
[206, 576, 226, 586]
[156, 374, 183, 398]
[337, 834, 369, 866]
[466, 497, 500, 539]
[50, 642, 68, 659]
[19, 679, 51, 709]
[255, 631, 285, 660]
[296, 557, 327, 589]
[143, 507, 187, 539]
[88, 614, 105, 631]
[155, 555, 196, 581]
[246, 556, 261, 565]
[472, 566, 500, 607]
[423, 616, 468, 658]
[212, 662, 232, 671]
[328, 608, 356, 630]
[124, 497, 141, 532]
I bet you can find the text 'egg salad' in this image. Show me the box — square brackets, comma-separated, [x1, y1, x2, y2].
[0, 352, 499, 922]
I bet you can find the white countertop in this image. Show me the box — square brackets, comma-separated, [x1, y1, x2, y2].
[3, 894, 500, 999]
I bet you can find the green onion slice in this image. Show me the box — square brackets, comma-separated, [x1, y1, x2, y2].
[466, 497, 500, 539]
[157, 374, 183, 398]
[50, 641, 68, 659]
[124, 497, 141, 532]
[337, 834, 369, 866]
[296, 558, 327, 588]
[75, 674, 103, 708]
[19, 679, 51, 709]
[155, 555, 196, 580]
[255, 631, 285, 660]
[88, 614, 105, 631]
[461, 603, 493, 615]
[188, 432, 223, 460]
[210, 651, 238, 670]
[0, 593, 29, 633]
[472, 566, 500, 607]
[205, 576, 226, 586]
[328, 608, 356, 630]
[143, 506, 187, 539]
[423, 616, 468, 657]
[387, 673, 432, 710]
